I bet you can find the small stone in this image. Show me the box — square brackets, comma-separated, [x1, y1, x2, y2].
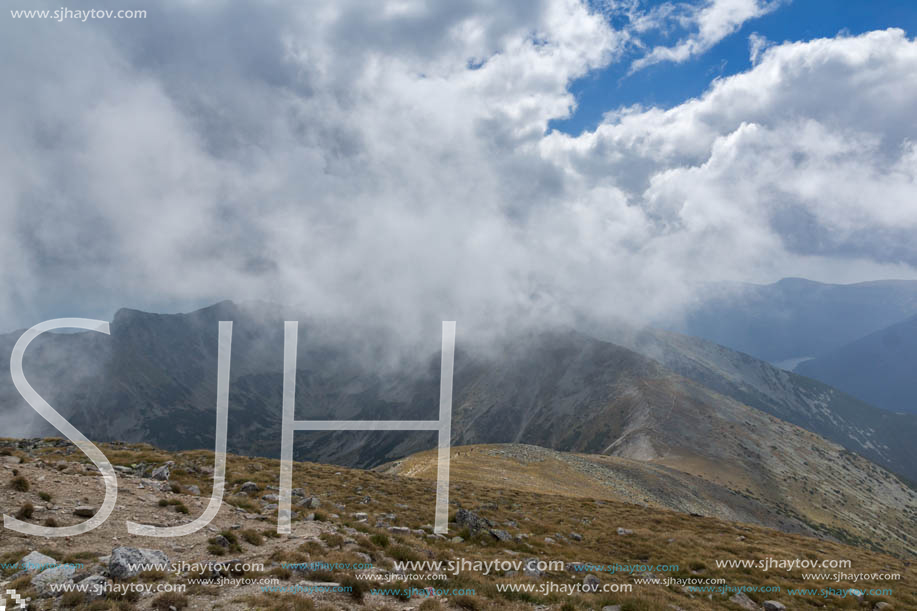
[569, 532, 583, 541]
[240, 481, 259, 493]
[73, 505, 98, 517]
[262, 494, 280, 502]
[583, 573, 600, 591]
[616, 527, 633, 535]
[762, 602, 786, 611]
[186, 485, 201, 496]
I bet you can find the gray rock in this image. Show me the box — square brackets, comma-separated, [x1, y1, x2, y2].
[874, 603, 892, 610]
[616, 527, 633, 535]
[847, 589, 864, 601]
[490, 529, 512, 541]
[583, 573, 600, 591]
[73, 506, 97, 518]
[211, 535, 231, 548]
[20, 551, 57, 573]
[543, 537, 556, 544]
[762, 602, 786, 611]
[1, 455, 22, 464]
[109, 547, 169, 579]
[186, 485, 201, 496]
[262, 494, 280, 502]
[151, 461, 174, 481]
[523, 558, 544, 577]
[298, 496, 320, 509]
[77, 574, 108, 600]
[113, 465, 133, 474]
[602, 606, 622, 611]
[32, 565, 76, 595]
[291, 488, 305, 497]
[389, 526, 410, 534]
[730, 591, 759, 610]
[240, 481, 259, 493]
[569, 532, 583, 541]
[455, 508, 491, 535]
[451, 536, 464, 543]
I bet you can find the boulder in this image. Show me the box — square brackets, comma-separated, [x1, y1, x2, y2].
[151, 461, 174, 481]
[108, 547, 169, 579]
[730, 591, 759, 610]
[32, 565, 76, 595]
[77, 574, 108, 600]
[762, 602, 786, 611]
[240, 481, 259, 493]
[455, 508, 491, 535]
[20, 551, 57, 573]
[523, 558, 544, 578]
[490, 529, 512, 542]
[583, 573, 600, 591]
[298, 496, 320, 509]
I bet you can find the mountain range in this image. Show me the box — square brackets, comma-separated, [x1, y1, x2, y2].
[796, 313, 917, 415]
[0, 299, 915, 556]
[673, 277, 917, 365]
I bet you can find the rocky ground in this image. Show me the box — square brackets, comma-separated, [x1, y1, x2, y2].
[0, 438, 913, 610]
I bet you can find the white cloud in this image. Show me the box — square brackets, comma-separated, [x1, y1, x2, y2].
[0, 1, 915, 339]
[630, 0, 782, 71]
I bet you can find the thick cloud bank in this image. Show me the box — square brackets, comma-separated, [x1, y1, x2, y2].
[1, 1, 916, 339]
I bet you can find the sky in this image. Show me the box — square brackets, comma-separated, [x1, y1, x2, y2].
[2, 0, 917, 338]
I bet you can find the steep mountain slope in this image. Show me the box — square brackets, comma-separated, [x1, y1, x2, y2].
[0, 302, 914, 557]
[382, 443, 917, 558]
[796, 314, 917, 415]
[673, 278, 917, 363]
[608, 326, 917, 482]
